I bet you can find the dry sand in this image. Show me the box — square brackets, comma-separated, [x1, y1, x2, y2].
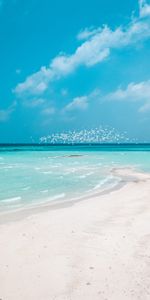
[1, 168, 150, 300]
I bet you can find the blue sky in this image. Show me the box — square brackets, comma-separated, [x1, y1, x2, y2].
[1, 0, 150, 142]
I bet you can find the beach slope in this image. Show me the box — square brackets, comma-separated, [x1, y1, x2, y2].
[1, 169, 150, 300]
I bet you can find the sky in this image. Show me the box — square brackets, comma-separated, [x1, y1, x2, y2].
[1, 0, 150, 143]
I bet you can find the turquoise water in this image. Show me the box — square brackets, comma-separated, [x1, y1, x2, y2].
[0, 144, 150, 212]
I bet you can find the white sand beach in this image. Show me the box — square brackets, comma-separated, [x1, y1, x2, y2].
[1, 168, 150, 300]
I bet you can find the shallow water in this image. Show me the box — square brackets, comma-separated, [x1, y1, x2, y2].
[0, 144, 150, 212]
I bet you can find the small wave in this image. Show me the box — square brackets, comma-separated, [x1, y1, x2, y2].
[37, 193, 66, 205]
[22, 186, 31, 190]
[0, 166, 13, 169]
[42, 171, 52, 174]
[79, 172, 95, 179]
[85, 172, 94, 176]
[63, 169, 77, 175]
[50, 193, 65, 200]
[63, 154, 84, 158]
[93, 176, 117, 190]
[40, 190, 48, 193]
[0, 196, 22, 203]
[50, 165, 60, 169]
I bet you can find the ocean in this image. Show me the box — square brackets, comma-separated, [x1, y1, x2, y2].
[0, 144, 150, 213]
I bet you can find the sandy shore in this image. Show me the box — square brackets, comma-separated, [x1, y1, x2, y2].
[1, 168, 150, 300]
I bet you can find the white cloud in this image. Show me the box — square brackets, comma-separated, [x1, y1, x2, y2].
[62, 79, 150, 114]
[106, 80, 150, 112]
[14, 1, 150, 98]
[68, 80, 150, 113]
[139, 101, 150, 112]
[23, 98, 46, 108]
[139, 0, 150, 17]
[107, 80, 150, 101]
[41, 107, 55, 115]
[77, 27, 102, 40]
[64, 96, 88, 112]
[61, 88, 68, 96]
[0, 102, 16, 122]
[63, 89, 101, 112]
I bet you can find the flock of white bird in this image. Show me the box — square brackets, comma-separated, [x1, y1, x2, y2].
[39, 127, 137, 144]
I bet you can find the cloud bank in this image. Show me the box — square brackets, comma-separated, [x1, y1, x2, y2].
[14, 1, 150, 99]
[105, 79, 150, 112]
[139, 0, 150, 17]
